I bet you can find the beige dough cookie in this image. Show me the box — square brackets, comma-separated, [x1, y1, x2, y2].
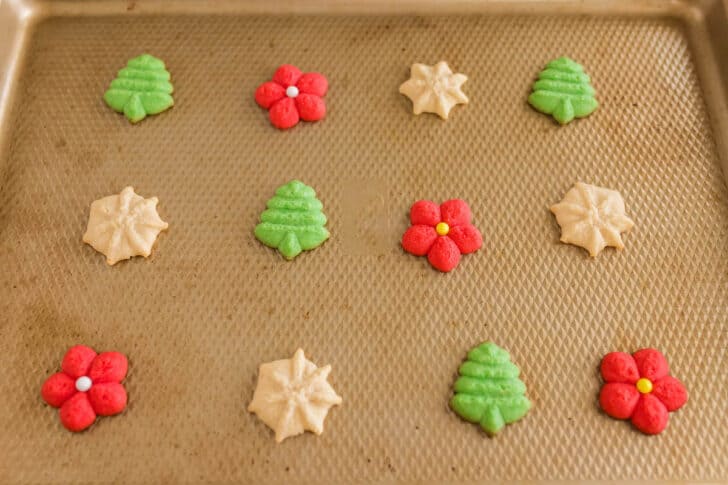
[248, 349, 342, 443]
[82, 186, 168, 265]
[399, 61, 468, 120]
[550, 182, 635, 257]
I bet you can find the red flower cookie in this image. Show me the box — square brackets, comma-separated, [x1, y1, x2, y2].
[599, 348, 687, 435]
[255, 64, 328, 129]
[41, 345, 128, 432]
[401, 199, 483, 272]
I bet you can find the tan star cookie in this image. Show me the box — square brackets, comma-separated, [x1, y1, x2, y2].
[399, 61, 468, 120]
[550, 182, 635, 257]
[83, 186, 168, 265]
[248, 349, 342, 443]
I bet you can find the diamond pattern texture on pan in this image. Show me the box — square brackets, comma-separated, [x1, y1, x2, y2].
[0, 13, 726, 483]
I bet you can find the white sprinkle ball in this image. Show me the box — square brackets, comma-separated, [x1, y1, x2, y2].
[286, 86, 299, 98]
[75, 376, 92, 392]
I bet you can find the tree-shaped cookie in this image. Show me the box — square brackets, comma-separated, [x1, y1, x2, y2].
[254, 180, 329, 260]
[528, 56, 598, 125]
[450, 342, 532, 436]
[103, 54, 174, 123]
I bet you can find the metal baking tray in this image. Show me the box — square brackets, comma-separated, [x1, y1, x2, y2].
[1, 0, 727, 482]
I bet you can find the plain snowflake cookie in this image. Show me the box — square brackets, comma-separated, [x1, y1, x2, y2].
[83, 186, 169, 265]
[550, 182, 634, 257]
[399, 61, 468, 120]
[248, 349, 342, 443]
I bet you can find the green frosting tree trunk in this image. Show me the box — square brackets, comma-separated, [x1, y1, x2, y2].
[104, 54, 174, 123]
[451, 342, 532, 435]
[528, 56, 598, 125]
[254, 180, 330, 260]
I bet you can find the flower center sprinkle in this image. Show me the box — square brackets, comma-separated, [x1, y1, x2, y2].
[286, 86, 299, 98]
[435, 222, 450, 236]
[636, 377, 653, 394]
[75, 376, 92, 392]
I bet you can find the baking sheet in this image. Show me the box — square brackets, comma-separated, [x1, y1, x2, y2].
[0, 1, 727, 482]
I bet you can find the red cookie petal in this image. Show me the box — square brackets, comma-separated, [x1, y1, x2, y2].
[632, 348, 669, 381]
[61, 345, 97, 378]
[448, 224, 483, 254]
[88, 382, 128, 416]
[254, 81, 286, 109]
[272, 64, 302, 87]
[59, 393, 96, 432]
[600, 352, 640, 384]
[41, 373, 76, 408]
[88, 352, 128, 384]
[269, 98, 300, 129]
[402, 225, 437, 256]
[599, 382, 640, 419]
[631, 393, 669, 435]
[440, 199, 472, 227]
[427, 237, 461, 272]
[652, 376, 688, 412]
[296, 72, 328, 97]
[410, 200, 440, 226]
[295, 93, 326, 121]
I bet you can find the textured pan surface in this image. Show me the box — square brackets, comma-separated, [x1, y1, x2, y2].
[0, 4, 727, 483]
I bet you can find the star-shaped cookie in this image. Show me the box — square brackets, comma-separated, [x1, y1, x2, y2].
[399, 61, 468, 120]
[248, 349, 342, 443]
[550, 182, 635, 257]
[83, 186, 168, 265]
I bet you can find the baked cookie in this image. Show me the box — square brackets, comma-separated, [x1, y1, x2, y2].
[248, 349, 342, 443]
[550, 182, 634, 257]
[104, 54, 174, 123]
[528, 57, 598, 125]
[599, 349, 687, 435]
[83, 186, 168, 265]
[41, 345, 128, 432]
[450, 342, 532, 436]
[254, 180, 329, 260]
[399, 61, 468, 120]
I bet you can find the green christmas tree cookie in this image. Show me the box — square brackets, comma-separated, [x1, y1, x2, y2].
[450, 342, 532, 436]
[104, 54, 174, 123]
[528, 56, 598, 125]
[254, 180, 330, 260]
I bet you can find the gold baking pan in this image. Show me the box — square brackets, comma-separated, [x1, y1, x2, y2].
[0, 0, 727, 482]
